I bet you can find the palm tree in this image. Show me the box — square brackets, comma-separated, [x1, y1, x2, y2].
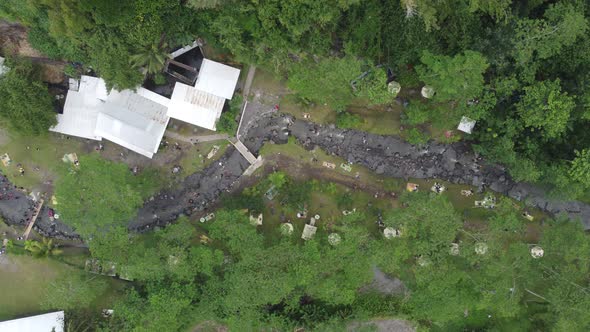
[24, 238, 63, 258]
[130, 39, 169, 76]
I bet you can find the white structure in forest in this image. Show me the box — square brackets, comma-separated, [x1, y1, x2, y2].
[0, 311, 64, 332]
[50, 56, 240, 158]
[457, 116, 476, 134]
[0, 56, 8, 76]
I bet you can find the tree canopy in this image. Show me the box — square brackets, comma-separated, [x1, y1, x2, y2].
[0, 60, 56, 135]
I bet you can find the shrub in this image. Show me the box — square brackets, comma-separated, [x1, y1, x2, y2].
[336, 112, 362, 129]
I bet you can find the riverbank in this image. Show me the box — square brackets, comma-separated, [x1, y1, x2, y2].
[0, 112, 588, 239]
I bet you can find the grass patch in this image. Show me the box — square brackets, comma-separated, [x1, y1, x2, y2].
[178, 141, 230, 178]
[0, 131, 85, 190]
[0, 254, 125, 320]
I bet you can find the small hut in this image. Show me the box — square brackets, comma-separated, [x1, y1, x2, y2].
[450, 243, 460, 256]
[302, 217, 318, 240]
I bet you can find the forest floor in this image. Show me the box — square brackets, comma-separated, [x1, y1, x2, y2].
[0, 20, 65, 84]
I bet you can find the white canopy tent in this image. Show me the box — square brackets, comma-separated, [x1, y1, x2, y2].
[0, 311, 64, 332]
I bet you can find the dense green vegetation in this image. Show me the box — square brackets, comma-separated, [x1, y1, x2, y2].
[0, 59, 56, 135]
[1, 1, 590, 330]
[2, 0, 589, 198]
[47, 174, 589, 331]
[54, 155, 161, 240]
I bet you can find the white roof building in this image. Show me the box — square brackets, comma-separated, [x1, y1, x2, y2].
[51, 76, 169, 158]
[50, 57, 240, 157]
[195, 59, 240, 100]
[94, 89, 169, 158]
[166, 59, 240, 130]
[167, 82, 225, 130]
[0, 311, 64, 332]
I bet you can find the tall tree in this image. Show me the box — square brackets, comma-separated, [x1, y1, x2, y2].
[417, 50, 489, 103]
[0, 60, 56, 135]
[516, 79, 574, 139]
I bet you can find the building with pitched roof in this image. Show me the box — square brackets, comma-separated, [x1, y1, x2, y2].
[50, 42, 240, 158]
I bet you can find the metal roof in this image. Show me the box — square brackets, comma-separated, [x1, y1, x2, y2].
[0, 311, 64, 332]
[167, 82, 225, 130]
[194, 59, 240, 100]
[52, 76, 169, 158]
[50, 76, 107, 140]
[94, 89, 170, 158]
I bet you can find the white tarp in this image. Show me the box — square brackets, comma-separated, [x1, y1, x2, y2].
[0, 311, 64, 332]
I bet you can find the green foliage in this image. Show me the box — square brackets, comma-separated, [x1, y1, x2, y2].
[268, 171, 288, 189]
[417, 50, 489, 102]
[216, 95, 242, 134]
[41, 273, 107, 311]
[384, 192, 461, 261]
[336, 112, 363, 129]
[512, 2, 588, 71]
[288, 56, 362, 112]
[112, 284, 195, 332]
[130, 41, 169, 75]
[187, 0, 225, 9]
[54, 155, 145, 239]
[355, 67, 393, 105]
[402, 103, 430, 126]
[569, 149, 590, 188]
[516, 79, 575, 139]
[24, 238, 63, 258]
[152, 73, 166, 85]
[0, 59, 56, 135]
[404, 127, 429, 146]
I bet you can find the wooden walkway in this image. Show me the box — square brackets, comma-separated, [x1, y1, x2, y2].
[23, 199, 44, 240]
[228, 138, 257, 165]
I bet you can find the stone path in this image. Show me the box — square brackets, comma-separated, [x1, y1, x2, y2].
[164, 130, 229, 144]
